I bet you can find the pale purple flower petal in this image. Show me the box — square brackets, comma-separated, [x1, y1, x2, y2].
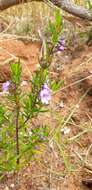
[58, 45, 64, 51]
[43, 83, 49, 90]
[54, 38, 65, 52]
[59, 39, 65, 46]
[2, 81, 10, 92]
[39, 83, 51, 105]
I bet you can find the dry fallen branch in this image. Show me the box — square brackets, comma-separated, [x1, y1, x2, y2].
[0, 0, 92, 21]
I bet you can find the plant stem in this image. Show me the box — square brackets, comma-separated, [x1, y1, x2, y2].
[16, 103, 19, 164]
[15, 89, 20, 165]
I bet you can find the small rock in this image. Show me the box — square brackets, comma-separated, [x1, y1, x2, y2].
[21, 80, 28, 87]
[76, 104, 79, 109]
[59, 101, 64, 108]
[4, 186, 9, 190]
[10, 184, 15, 188]
[61, 127, 70, 135]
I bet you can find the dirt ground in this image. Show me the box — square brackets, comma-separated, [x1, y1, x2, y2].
[0, 39, 92, 190]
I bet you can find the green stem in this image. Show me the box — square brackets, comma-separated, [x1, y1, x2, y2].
[15, 87, 20, 165]
[16, 103, 19, 164]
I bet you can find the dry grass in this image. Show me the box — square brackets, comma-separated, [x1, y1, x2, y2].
[0, 0, 89, 39]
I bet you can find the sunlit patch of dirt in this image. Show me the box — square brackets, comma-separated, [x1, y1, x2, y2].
[0, 39, 41, 83]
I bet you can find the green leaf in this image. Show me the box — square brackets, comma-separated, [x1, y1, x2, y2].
[55, 9, 62, 29]
[51, 80, 64, 91]
[48, 20, 56, 34]
[0, 105, 5, 125]
[10, 60, 22, 84]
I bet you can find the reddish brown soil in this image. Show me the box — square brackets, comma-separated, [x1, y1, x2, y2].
[0, 39, 41, 83]
[0, 39, 92, 190]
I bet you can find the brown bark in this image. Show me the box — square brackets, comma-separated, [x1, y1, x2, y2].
[0, 0, 30, 10]
[0, 0, 92, 21]
[51, 0, 92, 20]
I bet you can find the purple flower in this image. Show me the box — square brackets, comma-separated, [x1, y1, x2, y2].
[2, 81, 10, 92]
[58, 38, 65, 46]
[54, 38, 65, 52]
[39, 83, 51, 105]
[57, 45, 64, 51]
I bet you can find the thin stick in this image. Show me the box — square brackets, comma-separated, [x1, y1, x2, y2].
[53, 74, 92, 95]
[85, 143, 92, 163]
[74, 150, 92, 171]
[68, 128, 91, 142]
